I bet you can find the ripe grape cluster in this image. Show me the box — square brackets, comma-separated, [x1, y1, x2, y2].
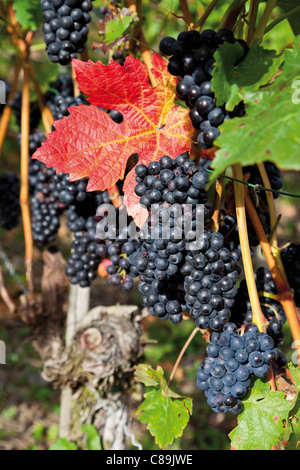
[0, 173, 21, 230]
[41, 0, 95, 66]
[28, 130, 62, 246]
[105, 238, 141, 291]
[197, 323, 283, 414]
[182, 229, 240, 331]
[159, 29, 247, 149]
[130, 154, 290, 415]
[65, 188, 111, 287]
[132, 153, 211, 324]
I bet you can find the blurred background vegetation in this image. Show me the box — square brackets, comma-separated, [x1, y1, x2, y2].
[0, 0, 298, 450]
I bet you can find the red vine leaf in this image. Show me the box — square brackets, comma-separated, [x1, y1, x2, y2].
[33, 54, 193, 226]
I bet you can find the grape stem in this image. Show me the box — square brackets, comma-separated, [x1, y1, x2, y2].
[246, 0, 259, 44]
[218, 0, 248, 32]
[232, 164, 267, 332]
[6, 3, 35, 301]
[210, 176, 224, 232]
[127, 0, 157, 87]
[179, 0, 194, 28]
[194, 0, 220, 30]
[29, 63, 53, 134]
[168, 327, 200, 386]
[267, 365, 277, 392]
[72, 66, 81, 98]
[80, 43, 89, 62]
[249, 0, 278, 45]
[149, 0, 188, 25]
[20, 64, 34, 301]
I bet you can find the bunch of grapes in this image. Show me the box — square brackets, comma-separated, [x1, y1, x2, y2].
[65, 186, 111, 287]
[0, 173, 21, 230]
[159, 28, 247, 149]
[94, 196, 142, 290]
[132, 153, 218, 324]
[182, 229, 240, 331]
[41, 0, 95, 66]
[105, 238, 141, 291]
[197, 323, 285, 414]
[28, 130, 63, 246]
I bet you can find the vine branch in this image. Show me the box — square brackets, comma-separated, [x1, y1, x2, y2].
[194, 0, 220, 30]
[246, 0, 259, 44]
[232, 164, 267, 331]
[20, 64, 34, 301]
[127, 0, 156, 87]
[179, 0, 194, 28]
[168, 327, 200, 386]
[250, 0, 277, 45]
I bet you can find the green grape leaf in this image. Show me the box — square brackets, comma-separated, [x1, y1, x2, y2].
[49, 438, 78, 450]
[93, 7, 138, 52]
[212, 41, 282, 111]
[135, 364, 192, 448]
[281, 364, 300, 448]
[284, 418, 300, 450]
[287, 362, 300, 388]
[211, 36, 300, 178]
[230, 379, 291, 450]
[81, 424, 102, 450]
[134, 364, 165, 388]
[13, 0, 43, 31]
[103, 12, 138, 46]
[278, 0, 300, 35]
